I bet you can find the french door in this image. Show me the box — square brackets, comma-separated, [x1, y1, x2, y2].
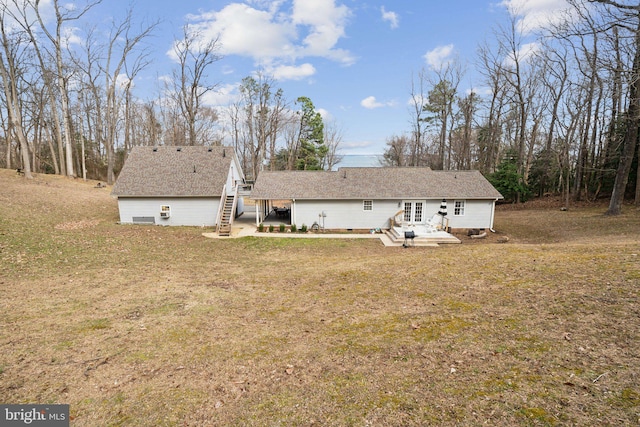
[403, 201, 424, 224]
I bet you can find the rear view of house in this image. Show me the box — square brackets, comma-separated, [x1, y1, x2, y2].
[111, 146, 245, 229]
[251, 167, 503, 232]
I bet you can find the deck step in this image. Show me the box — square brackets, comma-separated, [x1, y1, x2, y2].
[385, 227, 460, 246]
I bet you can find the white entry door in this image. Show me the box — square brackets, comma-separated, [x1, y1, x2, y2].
[403, 201, 424, 224]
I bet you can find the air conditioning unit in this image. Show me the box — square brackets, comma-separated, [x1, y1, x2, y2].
[160, 205, 170, 219]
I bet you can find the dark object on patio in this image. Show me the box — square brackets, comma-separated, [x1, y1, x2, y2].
[275, 207, 290, 218]
[403, 230, 415, 247]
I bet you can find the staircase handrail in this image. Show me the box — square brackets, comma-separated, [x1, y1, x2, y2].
[391, 209, 405, 227]
[215, 184, 227, 234]
[227, 185, 240, 228]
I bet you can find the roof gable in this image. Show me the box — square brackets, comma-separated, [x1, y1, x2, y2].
[251, 167, 503, 200]
[112, 146, 237, 197]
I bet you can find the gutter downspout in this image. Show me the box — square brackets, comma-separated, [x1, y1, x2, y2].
[489, 198, 498, 233]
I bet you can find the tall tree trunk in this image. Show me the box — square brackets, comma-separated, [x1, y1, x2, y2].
[0, 15, 32, 178]
[44, 123, 60, 175]
[35, 0, 78, 177]
[606, 12, 640, 215]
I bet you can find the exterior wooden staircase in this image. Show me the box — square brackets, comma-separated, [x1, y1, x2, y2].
[217, 194, 235, 236]
[215, 183, 251, 236]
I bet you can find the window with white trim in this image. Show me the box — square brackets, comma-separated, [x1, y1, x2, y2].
[363, 200, 373, 211]
[454, 200, 465, 216]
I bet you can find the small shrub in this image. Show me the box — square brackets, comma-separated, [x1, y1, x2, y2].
[268, 224, 274, 232]
[258, 223, 264, 232]
[291, 224, 297, 232]
[300, 224, 307, 233]
[279, 223, 286, 232]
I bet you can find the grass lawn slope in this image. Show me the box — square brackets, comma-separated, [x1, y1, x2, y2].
[1, 168, 639, 426]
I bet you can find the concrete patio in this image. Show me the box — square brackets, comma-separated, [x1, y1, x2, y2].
[202, 206, 451, 247]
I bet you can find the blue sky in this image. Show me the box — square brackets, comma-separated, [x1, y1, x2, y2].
[89, 0, 571, 154]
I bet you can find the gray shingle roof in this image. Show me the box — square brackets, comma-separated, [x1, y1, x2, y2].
[250, 167, 503, 200]
[111, 146, 235, 197]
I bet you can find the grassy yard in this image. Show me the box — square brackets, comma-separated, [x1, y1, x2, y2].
[1, 168, 639, 426]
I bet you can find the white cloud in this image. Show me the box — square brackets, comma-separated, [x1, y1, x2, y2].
[186, 4, 296, 61]
[62, 26, 83, 48]
[503, 41, 540, 67]
[341, 140, 376, 150]
[181, 0, 355, 80]
[270, 63, 316, 80]
[381, 6, 399, 29]
[116, 73, 132, 89]
[501, 0, 572, 34]
[292, 0, 353, 63]
[157, 74, 172, 86]
[317, 108, 331, 121]
[424, 44, 455, 70]
[361, 96, 395, 109]
[361, 96, 382, 109]
[202, 83, 240, 107]
[406, 94, 426, 107]
[467, 86, 492, 97]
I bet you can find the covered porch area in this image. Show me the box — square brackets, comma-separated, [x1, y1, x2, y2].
[254, 199, 292, 226]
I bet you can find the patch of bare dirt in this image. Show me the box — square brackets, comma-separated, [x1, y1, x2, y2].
[54, 219, 101, 230]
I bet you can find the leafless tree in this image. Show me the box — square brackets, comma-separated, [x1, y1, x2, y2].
[101, 9, 156, 183]
[423, 59, 464, 170]
[322, 119, 344, 170]
[381, 134, 411, 166]
[573, 0, 640, 214]
[407, 70, 429, 166]
[34, 0, 102, 177]
[453, 91, 479, 170]
[476, 39, 510, 175]
[236, 73, 289, 178]
[0, 6, 33, 178]
[169, 25, 221, 146]
[495, 14, 532, 189]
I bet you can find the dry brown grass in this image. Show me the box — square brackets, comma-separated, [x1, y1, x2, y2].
[1, 168, 639, 426]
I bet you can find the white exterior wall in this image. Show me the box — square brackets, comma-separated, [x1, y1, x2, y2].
[226, 159, 246, 218]
[117, 197, 220, 226]
[291, 199, 496, 230]
[226, 161, 243, 192]
[445, 199, 496, 229]
[292, 199, 399, 230]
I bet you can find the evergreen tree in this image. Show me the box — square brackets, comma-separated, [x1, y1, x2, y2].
[294, 96, 326, 170]
[489, 149, 529, 203]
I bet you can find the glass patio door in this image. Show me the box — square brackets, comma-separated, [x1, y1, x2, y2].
[403, 201, 424, 224]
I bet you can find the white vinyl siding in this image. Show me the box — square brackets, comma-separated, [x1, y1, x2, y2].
[293, 199, 398, 230]
[446, 200, 495, 229]
[118, 197, 220, 226]
[290, 199, 497, 230]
